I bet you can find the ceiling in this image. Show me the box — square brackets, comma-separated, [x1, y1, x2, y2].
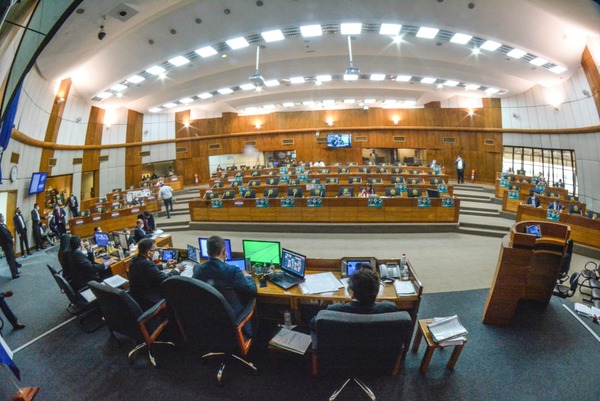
[35, 0, 600, 116]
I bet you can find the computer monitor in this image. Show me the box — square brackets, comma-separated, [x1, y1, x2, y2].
[281, 248, 306, 277]
[94, 232, 110, 248]
[426, 188, 441, 198]
[198, 237, 232, 260]
[242, 239, 281, 265]
[227, 258, 246, 271]
[160, 248, 179, 262]
[112, 232, 128, 249]
[187, 244, 200, 263]
[341, 257, 377, 277]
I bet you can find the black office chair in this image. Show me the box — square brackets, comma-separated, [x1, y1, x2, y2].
[391, 176, 405, 184]
[248, 180, 261, 187]
[212, 181, 224, 188]
[288, 179, 300, 185]
[578, 261, 599, 298]
[569, 204, 583, 215]
[311, 310, 412, 400]
[263, 188, 279, 198]
[243, 189, 256, 199]
[287, 187, 303, 198]
[80, 210, 90, 217]
[266, 178, 279, 185]
[326, 177, 339, 184]
[161, 276, 257, 385]
[222, 190, 235, 199]
[205, 192, 219, 200]
[359, 167, 371, 173]
[586, 210, 598, 220]
[556, 239, 573, 284]
[309, 178, 321, 184]
[88, 281, 173, 367]
[385, 187, 401, 197]
[553, 273, 579, 299]
[377, 167, 388, 173]
[93, 206, 106, 214]
[310, 188, 324, 197]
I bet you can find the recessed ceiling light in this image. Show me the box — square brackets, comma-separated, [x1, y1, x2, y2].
[379, 23, 401, 36]
[549, 65, 567, 74]
[370, 74, 386, 81]
[472, 48, 480, 55]
[485, 88, 499, 94]
[263, 104, 275, 109]
[303, 101, 315, 106]
[163, 103, 177, 108]
[343, 99, 355, 104]
[282, 102, 295, 107]
[149, 107, 162, 113]
[343, 73, 359, 81]
[146, 66, 165, 75]
[195, 46, 218, 58]
[421, 77, 436, 84]
[322, 99, 335, 106]
[180, 97, 194, 104]
[261, 29, 284, 42]
[127, 75, 145, 84]
[480, 40, 501, 51]
[198, 92, 213, 99]
[263, 79, 280, 87]
[245, 107, 258, 112]
[97, 92, 112, 99]
[444, 80, 459, 87]
[111, 84, 127, 92]
[226, 36, 249, 49]
[217, 87, 233, 94]
[239, 83, 256, 91]
[169, 56, 189, 66]
[507, 48, 527, 59]
[450, 33, 472, 44]
[383, 99, 397, 105]
[289, 76, 305, 84]
[364, 99, 376, 104]
[340, 23, 362, 35]
[116, 92, 123, 98]
[416, 27, 439, 39]
[316, 75, 332, 82]
[403, 100, 416, 106]
[396, 75, 412, 82]
[465, 84, 480, 90]
[529, 57, 548, 66]
[300, 24, 322, 37]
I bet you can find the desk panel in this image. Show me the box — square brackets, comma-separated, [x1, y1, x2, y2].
[68, 206, 147, 237]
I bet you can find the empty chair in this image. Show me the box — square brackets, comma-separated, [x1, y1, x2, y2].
[326, 177, 339, 184]
[358, 167, 371, 173]
[266, 178, 279, 186]
[98, 197, 107, 203]
[349, 176, 362, 184]
[311, 310, 412, 400]
[80, 210, 90, 217]
[338, 187, 354, 197]
[111, 203, 122, 210]
[578, 261, 599, 298]
[407, 178, 420, 185]
[385, 187, 401, 197]
[407, 188, 423, 197]
[263, 188, 279, 198]
[242, 189, 256, 199]
[250, 170, 261, 177]
[391, 176, 405, 184]
[287, 187, 303, 198]
[338, 168, 349, 174]
[553, 273, 579, 299]
[205, 192, 219, 200]
[569, 204, 583, 215]
[230, 181, 240, 187]
[556, 239, 573, 283]
[222, 190, 235, 199]
[288, 179, 300, 185]
[391, 167, 402, 174]
[93, 206, 106, 214]
[309, 178, 321, 184]
[586, 210, 598, 219]
[247, 180, 261, 187]
[212, 181, 224, 188]
[310, 188, 324, 197]
[161, 276, 257, 385]
[430, 177, 444, 185]
[88, 281, 173, 367]
[367, 178, 382, 185]
[377, 167, 388, 173]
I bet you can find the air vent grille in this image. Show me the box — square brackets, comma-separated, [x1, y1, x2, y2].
[208, 143, 221, 150]
[355, 136, 367, 142]
[443, 137, 456, 144]
[139, 151, 151, 157]
[393, 136, 406, 142]
[484, 139, 495, 145]
[282, 139, 294, 145]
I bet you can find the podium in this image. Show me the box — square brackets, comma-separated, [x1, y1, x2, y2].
[483, 221, 570, 326]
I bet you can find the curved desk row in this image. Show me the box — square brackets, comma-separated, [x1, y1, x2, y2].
[189, 197, 460, 224]
[139, 175, 184, 190]
[68, 206, 147, 238]
[495, 177, 568, 199]
[80, 188, 160, 214]
[515, 204, 600, 249]
[502, 190, 586, 214]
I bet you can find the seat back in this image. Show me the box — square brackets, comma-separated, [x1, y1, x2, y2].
[47, 264, 59, 276]
[242, 189, 256, 198]
[569, 204, 582, 215]
[52, 273, 81, 306]
[313, 310, 412, 376]
[287, 187, 303, 198]
[161, 277, 240, 354]
[88, 281, 144, 341]
[263, 188, 279, 198]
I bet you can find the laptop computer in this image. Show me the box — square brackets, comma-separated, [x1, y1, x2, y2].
[267, 248, 306, 290]
[227, 258, 246, 271]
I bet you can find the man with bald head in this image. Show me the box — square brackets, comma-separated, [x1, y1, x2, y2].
[133, 218, 152, 244]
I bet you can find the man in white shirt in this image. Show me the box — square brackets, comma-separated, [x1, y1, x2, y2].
[158, 182, 174, 218]
[455, 156, 465, 184]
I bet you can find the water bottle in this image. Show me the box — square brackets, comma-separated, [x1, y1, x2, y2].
[117, 245, 124, 260]
[400, 254, 409, 280]
[283, 310, 292, 329]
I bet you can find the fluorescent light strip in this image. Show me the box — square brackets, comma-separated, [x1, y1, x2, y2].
[421, 77, 436, 84]
[549, 65, 567, 74]
[480, 40, 501, 51]
[97, 92, 112, 99]
[195, 46, 218, 58]
[379, 23, 401, 36]
[127, 75, 145, 84]
[444, 80, 459, 87]
[300, 24, 322, 37]
[316, 75, 332, 82]
[530, 57, 548, 66]
[370, 74, 386, 81]
[340, 23, 362, 35]
[289, 76, 305, 84]
[149, 108, 162, 113]
[450, 33, 472, 44]
[416, 27, 439, 39]
[217, 88, 233, 94]
[239, 83, 256, 90]
[146, 66, 165, 75]
[465, 84, 480, 90]
[396, 75, 412, 82]
[343, 74, 359, 81]
[261, 29, 284, 42]
[226, 37, 249, 49]
[198, 92, 213, 99]
[111, 84, 127, 92]
[507, 48, 527, 59]
[163, 103, 177, 108]
[180, 97, 194, 104]
[263, 79, 280, 87]
[169, 56, 189, 66]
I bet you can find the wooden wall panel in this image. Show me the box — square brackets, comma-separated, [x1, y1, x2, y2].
[582, 46, 600, 119]
[82, 106, 104, 172]
[125, 109, 143, 186]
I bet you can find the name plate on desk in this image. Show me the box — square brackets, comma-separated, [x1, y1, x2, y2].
[74, 220, 84, 225]
[395, 183, 407, 192]
[508, 189, 520, 200]
[234, 201, 244, 207]
[281, 197, 295, 208]
[92, 216, 101, 221]
[131, 208, 140, 214]
[211, 199, 223, 208]
[256, 198, 269, 208]
[500, 179, 509, 188]
[441, 196, 455, 207]
[307, 197, 322, 208]
[238, 185, 249, 194]
[111, 212, 120, 218]
[280, 174, 289, 183]
[297, 173, 308, 182]
[417, 196, 431, 208]
[437, 184, 448, 193]
[546, 209, 560, 222]
[368, 197, 383, 208]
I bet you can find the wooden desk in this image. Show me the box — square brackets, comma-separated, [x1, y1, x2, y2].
[139, 175, 184, 191]
[106, 235, 173, 278]
[502, 191, 585, 214]
[412, 319, 467, 375]
[68, 206, 147, 238]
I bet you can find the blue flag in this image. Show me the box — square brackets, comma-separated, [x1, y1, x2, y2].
[0, 335, 20, 380]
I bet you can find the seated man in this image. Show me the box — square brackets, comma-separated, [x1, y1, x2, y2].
[137, 211, 156, 232]
[128, 238, 183, 311]
[525, 191, 541, 207]
[67, 236, 117, 292]
[192, 235, 256, 335]
[548, 199, 564, 211]
[133, 219, 153, 243]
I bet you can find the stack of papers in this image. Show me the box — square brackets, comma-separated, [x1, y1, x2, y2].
[574, 303, 600, 318]
[427, 315, 468, 347]
[394, 280, 416, 296]
[298, 272, 344, 294]
[269, 328, 312, 355]
[103, 275, 129, 288]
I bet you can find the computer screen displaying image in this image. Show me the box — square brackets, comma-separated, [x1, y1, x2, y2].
[198, 237, 232, 260]
[160, 248, 179, 262]
[187, 244, 200, 263]
[227, 258, 246, 271]
[281, 248, 306, 276]
[112, 232, 128, 250]
[242, 239, 281, 265]
[94, 232, 110, 248]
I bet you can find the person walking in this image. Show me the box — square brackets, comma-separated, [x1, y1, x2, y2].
[455, 155, 466, 184]
[158, 182, 174, 218]
[0, 213, 22, 279]
[13, 207, 31, 258]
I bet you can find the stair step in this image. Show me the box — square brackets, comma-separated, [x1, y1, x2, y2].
[459, 221, 511, 232]
[460, 210, 500, 217]
[457, 226, 507, 238]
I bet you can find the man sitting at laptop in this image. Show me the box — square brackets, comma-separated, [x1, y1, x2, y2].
[193, 235, 257, 335]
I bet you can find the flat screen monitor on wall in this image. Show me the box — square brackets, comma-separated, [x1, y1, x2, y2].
[327, 134, 352, 149]
[28, 172, 47, 195]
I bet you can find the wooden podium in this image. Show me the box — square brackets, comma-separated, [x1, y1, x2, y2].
[483, 220, 570, 326]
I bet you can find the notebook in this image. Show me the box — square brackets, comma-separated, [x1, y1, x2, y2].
[267, 248, 306, 290]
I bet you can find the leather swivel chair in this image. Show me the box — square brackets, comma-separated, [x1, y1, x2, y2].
[553, 273, 579, 299]
[311, 310, 412, 400]
[161, 276, 257, 385]
[88, 281, 174, 367]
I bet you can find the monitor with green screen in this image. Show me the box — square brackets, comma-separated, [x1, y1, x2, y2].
[242, 239, 281, 265]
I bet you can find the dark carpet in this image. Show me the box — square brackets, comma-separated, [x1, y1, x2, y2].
[1, 249, 599, 401]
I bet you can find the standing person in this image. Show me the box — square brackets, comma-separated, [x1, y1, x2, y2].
[158, 182, 174, 219]
[0, 291, 25, 331]
[128, 238, 182, 311]
[31, 203, 45, 250]
[52, 205, 67, 236]
[13, 207, 31, 258]
[0, 213, 21, 279]
[455, 155, 466, 184]
[67, 194, 79, 218]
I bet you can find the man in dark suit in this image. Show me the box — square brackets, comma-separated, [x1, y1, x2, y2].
[0, 291, 25, 330]
[133, 219, 152, 243]
[52, 205, 67, 235]
[548, 199, 564, 211]
[0, 213, 21, 279]
[137, 211, 156, 232]
[128, 238, 183, 310]
[67, 236, 117, 292]
[13, 207, 31, 257]
[192, 235, 256, 334]
[526, 191, 541, 207]
[31, 203, 45, 250]
[67, 194, 79, 218]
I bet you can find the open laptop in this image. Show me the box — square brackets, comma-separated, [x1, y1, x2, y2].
[227, 258, 246, 271]
[267, 248, 306, 290]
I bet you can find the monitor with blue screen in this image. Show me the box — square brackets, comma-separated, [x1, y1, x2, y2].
[227, 259, 246, 271]
[242, 239, 281, 265]
[187, 244, 200, 263]
[198, 237, 232, 260]
[94, 232, 110, 248]
[160, 248, 179, 263]
[341, 257, 377, 277]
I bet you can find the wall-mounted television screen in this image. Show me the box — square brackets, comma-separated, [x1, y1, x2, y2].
[327, 134, 352, 149]
[28, 172, 47, 195]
